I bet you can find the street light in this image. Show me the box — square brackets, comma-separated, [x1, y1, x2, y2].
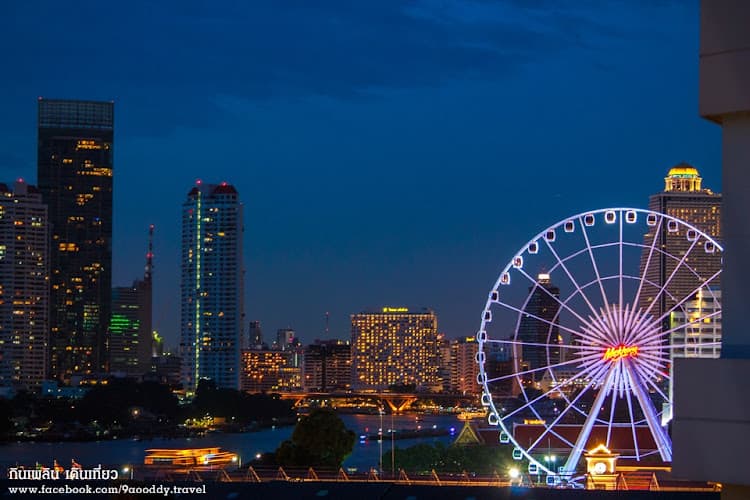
[378, 407, 384, 474]
[509, 467, 520, 481]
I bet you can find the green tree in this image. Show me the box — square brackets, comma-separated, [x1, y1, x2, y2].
[276, 409, 355, 468]
[387, 442, 514, 474]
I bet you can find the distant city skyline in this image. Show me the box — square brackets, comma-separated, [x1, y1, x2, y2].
[0, 2, 721, 348]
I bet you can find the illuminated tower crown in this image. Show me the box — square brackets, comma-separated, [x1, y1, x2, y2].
[664, 163, 703, 192]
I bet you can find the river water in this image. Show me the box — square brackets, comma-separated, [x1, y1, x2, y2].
[0, 414, 462, 472]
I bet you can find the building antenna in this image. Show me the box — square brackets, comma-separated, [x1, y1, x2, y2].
[325, 311, 330, 337]
[145, 224, 154, 283]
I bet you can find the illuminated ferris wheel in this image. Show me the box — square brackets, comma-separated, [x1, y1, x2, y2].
[475, 208, 722, 484]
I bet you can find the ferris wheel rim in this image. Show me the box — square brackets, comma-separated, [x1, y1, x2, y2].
[476, 207, 722, 481]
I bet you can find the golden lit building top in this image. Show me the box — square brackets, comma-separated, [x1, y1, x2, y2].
[664, 163, 703, 192]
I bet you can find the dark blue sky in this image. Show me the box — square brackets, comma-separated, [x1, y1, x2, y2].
[0, 1, 720, 349]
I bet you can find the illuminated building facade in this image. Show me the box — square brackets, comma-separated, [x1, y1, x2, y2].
[109, 284, 151, 377]
[670, 288, 722, 359]
[450, 337, 480, 395]
[350, 307, 440, 391]
[437, 334, 452, 392]
[639, 165, 722, 323]
[275, 328, 296, 350]
[518, 274, 561, 378]
[180, 182, 243, 390]
[668, 288, 721, 408]
[109, 229, 153, 377]
[302, 339, 351, 392]
[37, 99, 114, 380]
[0, 180, 48, 389]
[241, 349, 301, 393]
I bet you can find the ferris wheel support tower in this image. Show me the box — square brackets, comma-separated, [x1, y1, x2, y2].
[672, 1, 750, 498]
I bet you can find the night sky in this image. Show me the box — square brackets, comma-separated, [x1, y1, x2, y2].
[0, 1, 720, 349]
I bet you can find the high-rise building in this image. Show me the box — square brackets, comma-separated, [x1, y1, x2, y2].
[640, 165, 722, 323]
[276, 328, 296, 350]
[450, 337, 480, 396]
[0, 180, 49, 389]
[240, 349, 301, 393]
[37, 99, 114, 380]
[351, 307, 440, 391]
[108, 226, 153, 377]
[670, 288, 722, 360]
[180, 182, 244, 391]
[517, 273, 561, 378]
[302, 339, 351, 392]
[437, 334, 452, 392]
[248, 320, 263, 348]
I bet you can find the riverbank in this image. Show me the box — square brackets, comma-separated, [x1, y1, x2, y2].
[0, 413, 460, 472]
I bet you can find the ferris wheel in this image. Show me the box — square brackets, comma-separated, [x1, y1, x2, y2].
[475, 208, 722, 484]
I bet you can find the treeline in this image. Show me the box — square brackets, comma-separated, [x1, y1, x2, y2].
[384, 442, 515, 474]
[0, 378, 295, 441]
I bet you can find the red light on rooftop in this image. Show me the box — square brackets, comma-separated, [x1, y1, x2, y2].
[196, 179, 202, 185]
[17, 178, 24, 183]
[221, 181, 227, 186]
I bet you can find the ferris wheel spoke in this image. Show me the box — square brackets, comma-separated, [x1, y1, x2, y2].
[543, 237, 603, 321]
[561, 365, 617, 476]
[622, 368, 641, 461]
[651, 268, 722, 328]
[631, 362, 670, 403]
[498, 358, 606, 422]
[623, 313, 661, 348]
[486, 352, 602, 384]
[645, 309, 722, 344]
[619, 213, 624, 316]
[635, 356, 669, 380]
[642, 341, 721, 351]
[485, 338, 600, 352]
[642, 237, 700, 320]
[494, 298, 591, 340]
[605, 363, 620, 448]
[627, 360, 672, 462]
[631, 215, 663, 312]
[526, 363, 611, 454]
[515, 268, 599, 334]
[578, 216, 611, 310]
[636, 351, 668, 367]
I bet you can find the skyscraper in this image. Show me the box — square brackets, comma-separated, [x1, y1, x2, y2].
[0, 180, 49, 389]
[639, 165, 722, 324]
[109, 228, 153, 377]
[37, 99, 114, 380]
[248, 320, 263, 348]
[450, 337, 481, 396]
[180, 182, 243, 391]
[351, 307, 440, 391]
[275, 328, 296, 350]
[518, 273, 560, 379]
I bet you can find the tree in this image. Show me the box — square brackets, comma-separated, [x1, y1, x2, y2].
[276, 408, 355, 468]
[386, 442, 515, 474]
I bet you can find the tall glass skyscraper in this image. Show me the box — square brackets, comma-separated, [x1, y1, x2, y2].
[180, 182, 244, 391]
[37, 99, 114, 380]
[517, 273, 561, 378]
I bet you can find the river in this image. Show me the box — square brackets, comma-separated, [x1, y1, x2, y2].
[0, 414, 463, 472]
